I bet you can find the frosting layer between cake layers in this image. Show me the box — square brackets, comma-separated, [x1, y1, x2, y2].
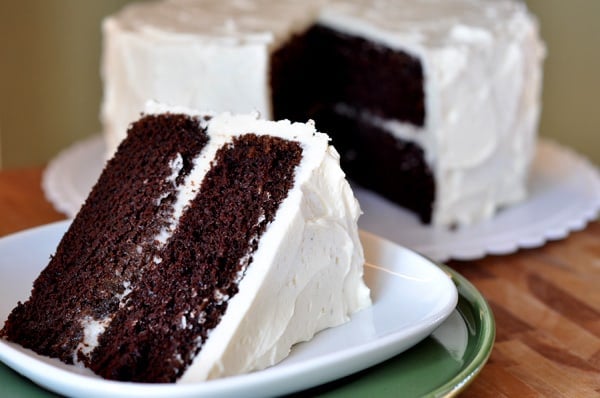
[101, 0, 545, 227]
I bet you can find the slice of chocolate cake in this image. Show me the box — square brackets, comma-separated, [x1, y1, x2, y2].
[1, 102, 371, 383]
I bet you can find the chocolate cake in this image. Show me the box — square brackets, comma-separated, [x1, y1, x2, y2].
[1, 103, 371, 383]
[100, 0, 545, 227]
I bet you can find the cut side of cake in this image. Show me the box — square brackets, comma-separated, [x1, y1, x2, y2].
[1, 103, 371, 383]
[100, 0, 545, 227]
[271, 23, 434, 222]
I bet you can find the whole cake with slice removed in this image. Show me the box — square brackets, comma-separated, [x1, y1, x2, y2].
[1, 102, 371, 383]
[101, 0, 545, 227]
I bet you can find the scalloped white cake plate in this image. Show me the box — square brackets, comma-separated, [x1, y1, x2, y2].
[0, 222, 457, 398]
[43, 136, 600, 262]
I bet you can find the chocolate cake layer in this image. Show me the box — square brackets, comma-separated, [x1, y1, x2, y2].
[315, 108, 434, 223]
[1, 114, 208, 362]
[271, 24, 425, 127]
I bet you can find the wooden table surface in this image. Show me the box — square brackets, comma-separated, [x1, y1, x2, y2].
[0, 166, 599, 397]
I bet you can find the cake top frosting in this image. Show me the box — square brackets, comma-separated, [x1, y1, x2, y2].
[320, 0, 536, 52]
[107, 0, 537, 51]
[108, 0, 324, 47]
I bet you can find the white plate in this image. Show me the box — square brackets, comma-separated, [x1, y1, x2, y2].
[42, 136, 600, 262]
[0, 221, 457, 398]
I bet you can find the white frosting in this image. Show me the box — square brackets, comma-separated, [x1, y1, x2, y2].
[101, 0, 325, 154]
[143, 102, 370, 381]
[74, 316, 110, 363]
[73, 280, 132, 364]
[101, 0, 545, 227]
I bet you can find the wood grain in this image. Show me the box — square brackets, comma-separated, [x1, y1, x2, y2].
[0, 168, 65, 236]
[451, 222, 600, 397]
[0, 167, 598, 396]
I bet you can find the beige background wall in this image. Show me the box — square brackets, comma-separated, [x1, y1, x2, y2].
[0, 0, 598, 169]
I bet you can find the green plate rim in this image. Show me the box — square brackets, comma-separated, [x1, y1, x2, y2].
[431, 263, 496, 397]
